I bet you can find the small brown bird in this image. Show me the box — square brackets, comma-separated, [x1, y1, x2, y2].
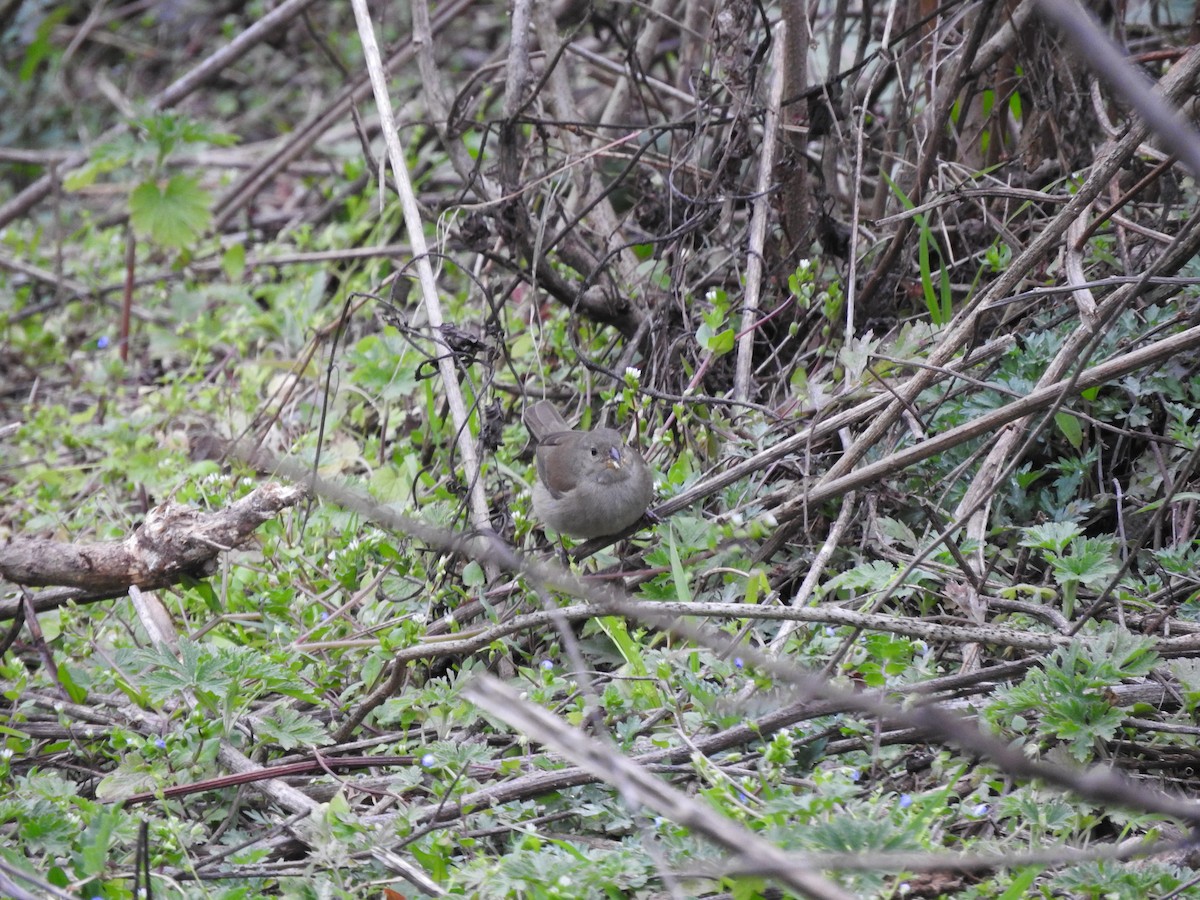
[523, 400, 654, 539]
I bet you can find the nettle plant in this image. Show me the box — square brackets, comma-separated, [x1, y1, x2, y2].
[66, 111, 235, 256]
[986, 625, 1159, 763]
[1018, 522, 1121, 619]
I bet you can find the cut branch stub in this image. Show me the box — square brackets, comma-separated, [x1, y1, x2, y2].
[0, 482, 306, 592]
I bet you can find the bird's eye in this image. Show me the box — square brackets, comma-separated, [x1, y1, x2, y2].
[589, 447, 598, 456]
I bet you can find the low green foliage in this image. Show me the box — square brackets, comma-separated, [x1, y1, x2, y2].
[66, 113, 236, 251]
[986, 625, 1159, 762]
[5, 6, 1200, 898]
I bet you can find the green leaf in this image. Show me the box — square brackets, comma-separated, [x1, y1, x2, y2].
[743, 570, 768, 605]
[697, 321, 735, 355]
[668, 528, 692, 604]
[130, 175, 212, 248]
[1138, 491, 1200, 514]
[256, 705, 330, 750]
[133, 112, 238, 158]
[1054, 411, 1083, 449]
[882, 169, 952, 324]
[75, 807, 121, 878]
[1049, 536, 1119, 589]
[64, 135, 140, 190]
[876, 516, 918, 549]
[19, 6, 70, 81]
[187, 578, 221, 615]
[998, 866, 1043, 899]
[1018, 521, 1082, 553]
[95, 768, 159, 802]
[221, 242, 246, 280]
[57, 663, 88, 704]
[462, 561, 486, 587]
[596, 616, 661, 709]
[1044, 695, 1124, 761]
[36, 609, 62, 642]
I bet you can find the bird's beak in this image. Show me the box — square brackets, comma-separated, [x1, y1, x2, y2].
[606, 446, 623, 469]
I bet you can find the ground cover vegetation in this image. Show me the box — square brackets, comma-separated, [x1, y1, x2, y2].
[4, 0, 1200, 897]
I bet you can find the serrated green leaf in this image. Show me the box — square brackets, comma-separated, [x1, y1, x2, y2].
[77, 807, 121, 877]
[256, 705, 330, 750]
[1019, 522, 1082, 553]
[130, 175, 211, 248]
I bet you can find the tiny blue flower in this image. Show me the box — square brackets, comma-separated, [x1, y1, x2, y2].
[540, 659, 554, 671]
[154, 737, 166, 750]
[421, 753, 437, 768]
[733, 657, 744, 669]
[96, 336, 109, 349]
[972, 802, 989, 817]
[899, 794, 912, 808]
